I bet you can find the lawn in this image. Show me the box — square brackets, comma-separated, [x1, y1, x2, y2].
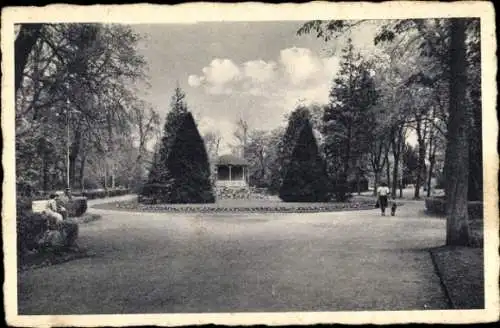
[431, 246, 484, 309]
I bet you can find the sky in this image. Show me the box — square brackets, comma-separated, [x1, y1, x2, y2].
[131, 21, 380, 152]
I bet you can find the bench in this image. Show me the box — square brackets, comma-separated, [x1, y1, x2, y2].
[32, 200, 49, 213]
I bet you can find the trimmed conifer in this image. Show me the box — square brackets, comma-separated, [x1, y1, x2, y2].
[162, 112, 215, 203]
[279, 119, 330, 202]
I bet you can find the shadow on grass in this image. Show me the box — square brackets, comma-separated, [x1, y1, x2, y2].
[18, 247, 96, 272]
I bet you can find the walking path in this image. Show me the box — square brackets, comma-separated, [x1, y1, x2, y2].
[18, 196, 450, 314]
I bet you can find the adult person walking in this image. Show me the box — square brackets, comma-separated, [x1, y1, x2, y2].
[377, 182, 390, 216]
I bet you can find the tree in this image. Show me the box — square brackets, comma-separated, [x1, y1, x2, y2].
[368, 126, 390, 195]
[129, 104, 160, 189]
[402, 144, 419, 186]
[298, 18, 477, 245]
[265, 127, 285, 193]
[273, 105, 312, 193]
[16, 23, 148, 193]
[444, 19, 471, 245]
[233, 118, 249, 158]
[323, 39, 378, 201]
[147, 86, 188, 184]
[161, 112, 215, 203]
[279, 120, 330, 202]
[15, 24, 42, 94]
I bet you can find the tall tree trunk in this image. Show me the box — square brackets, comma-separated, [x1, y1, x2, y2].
[373, 171, 380, 196]
[385, 152, 391, 187]
[392, 154, 399, 199]
[391, 128, 402, 197]
[79, 154, 86, 191]
[356, 169, 361, 195]
[426, 106, 437, 197]
[427, 150, 436, 198]
[69, 129, 81, 189]
[42, 155, 49, 192]
[399, 178, 403, 198]
[414, 117, 427, 199]
[445, 19, 470, 246]
[15, 24, 42, 94]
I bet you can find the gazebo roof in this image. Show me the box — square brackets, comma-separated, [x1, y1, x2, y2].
[217, 154, 248, 166]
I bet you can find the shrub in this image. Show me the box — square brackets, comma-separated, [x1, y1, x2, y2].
[425, 197, 484, 219]
[67, 196, 87, 217]
[17, 209, 80, 255]
[17, 211, 49, 254]
[331, 173, 351, 202]
[138, 183, 171, 204]
[60, 220, 79, 247]
[82, 188, 130, 199]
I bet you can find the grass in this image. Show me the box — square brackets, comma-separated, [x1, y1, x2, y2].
[76, 212, 102, 224]
[18, 247, 95, 272]
[430, 246, 484, 309]
[92, 197, 379, 213]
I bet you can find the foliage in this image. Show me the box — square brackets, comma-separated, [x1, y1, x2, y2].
[66, 197, 88, 217]
[425, 197, 483, 220]
[143, 96, 215, 204]
[80, 188, 130, 199]
[323, 39, 379, 201]
[279, 120, 330, 202]
[162, 112, 215, 203]
[274, 106, 312, 192]
[17, 211, 49, 254]
[16, 23, 151, 195]
[147, 86, 188, 184]
[17, 209, 79, 255]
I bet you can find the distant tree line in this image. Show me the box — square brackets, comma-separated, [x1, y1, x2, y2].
[15, 23, 160, 195]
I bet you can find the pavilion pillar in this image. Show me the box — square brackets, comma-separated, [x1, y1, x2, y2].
[228, 165, 232, 182]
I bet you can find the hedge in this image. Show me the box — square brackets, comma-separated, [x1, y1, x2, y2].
[17, 210, 79, 255]
[425, 197, 484, 219]
[138, 184, 170, 204]
[67, 197, 87, 217]
[80, 188, 130, 199]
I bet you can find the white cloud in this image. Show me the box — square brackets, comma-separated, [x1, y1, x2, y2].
[201, 58, 241, 86]
[188, 74, 204, 87]
[242, 60, 277, 83]
[188, 48, 341, 122]
[279, 47, 322, 85]
[206, 85, 233, 95]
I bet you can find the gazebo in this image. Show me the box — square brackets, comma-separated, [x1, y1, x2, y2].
[215, 154, 249, 187]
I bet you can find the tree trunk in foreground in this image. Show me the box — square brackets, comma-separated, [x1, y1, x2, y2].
[445, 19, 471, 246]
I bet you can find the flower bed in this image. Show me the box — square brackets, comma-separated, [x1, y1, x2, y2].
[425, 197, 484, 220]
[95, 198, 381, 213]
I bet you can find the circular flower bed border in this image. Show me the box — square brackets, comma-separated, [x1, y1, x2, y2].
[93, 199, 398, 214]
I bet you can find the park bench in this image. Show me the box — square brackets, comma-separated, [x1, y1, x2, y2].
[32, 199, 50, 213]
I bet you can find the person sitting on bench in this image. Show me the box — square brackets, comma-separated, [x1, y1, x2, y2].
[44, 193, 66, 226]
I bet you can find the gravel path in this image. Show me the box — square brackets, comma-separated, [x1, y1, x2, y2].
[18, 197, 450, 314]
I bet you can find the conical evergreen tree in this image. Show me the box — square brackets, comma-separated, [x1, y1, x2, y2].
[279, 119, 330, 202]
[163, 112, 215, 203]
[146, 87, 188, 184]
[270, 105, 311, 193]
